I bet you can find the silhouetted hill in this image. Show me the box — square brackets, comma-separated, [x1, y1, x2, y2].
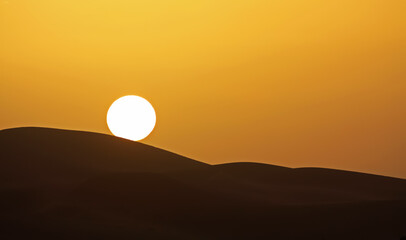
[214, 162, 406, 203]
[1, 127, 406, 239]
[0, 127, 208, 185]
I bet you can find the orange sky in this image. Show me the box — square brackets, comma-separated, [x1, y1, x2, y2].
[1, 0, 405, 178]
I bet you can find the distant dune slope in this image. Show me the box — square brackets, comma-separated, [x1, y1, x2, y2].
[0, 127, 208, 185]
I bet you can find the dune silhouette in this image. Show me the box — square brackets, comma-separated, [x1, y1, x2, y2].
[1, 127, 406, 239]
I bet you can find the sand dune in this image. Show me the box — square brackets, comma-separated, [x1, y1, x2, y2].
[1, 127, 405, 239]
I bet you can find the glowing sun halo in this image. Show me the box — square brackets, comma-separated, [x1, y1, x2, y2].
[107, 95, 156, 141]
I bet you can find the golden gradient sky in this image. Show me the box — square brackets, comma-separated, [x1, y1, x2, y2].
[1, 0, 405, 177]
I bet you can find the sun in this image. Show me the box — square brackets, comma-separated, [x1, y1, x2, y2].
[107, 95, 156, 141]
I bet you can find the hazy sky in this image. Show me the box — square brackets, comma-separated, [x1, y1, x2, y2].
[1, 0, 405, 177]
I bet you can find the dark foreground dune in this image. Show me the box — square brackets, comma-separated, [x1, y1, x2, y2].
[1, 127, 405, 239]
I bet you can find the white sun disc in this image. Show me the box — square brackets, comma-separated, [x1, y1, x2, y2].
[107, 95, 156, 141]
